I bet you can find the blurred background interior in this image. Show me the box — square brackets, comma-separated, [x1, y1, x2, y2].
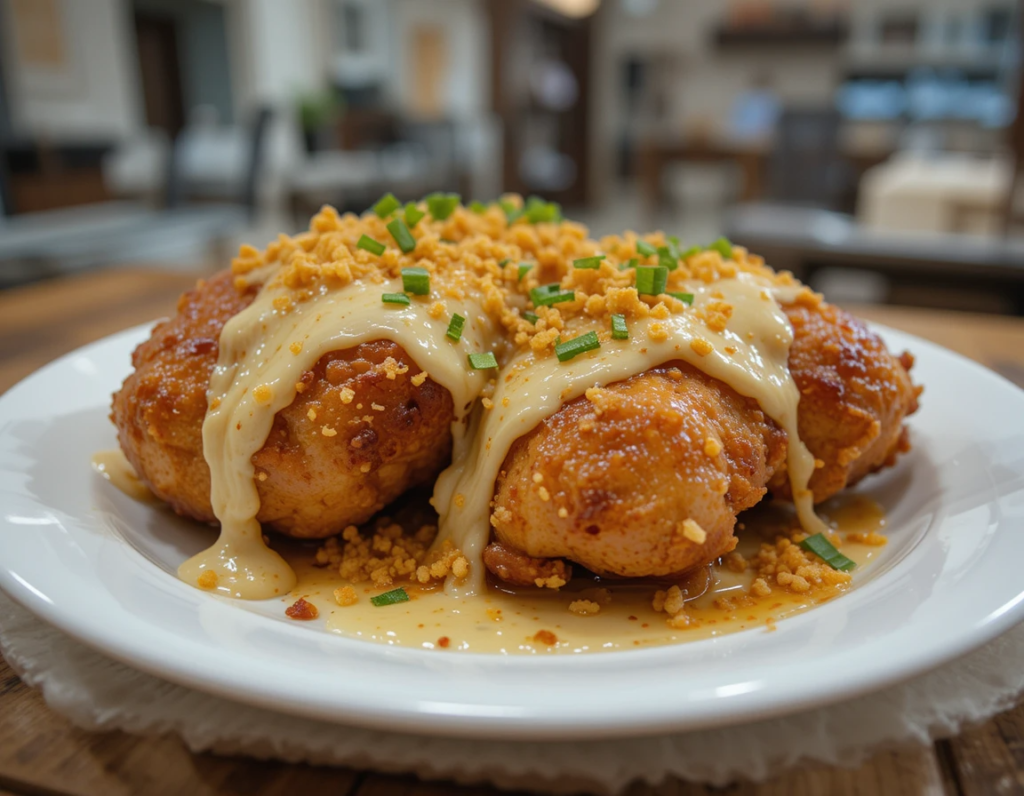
[1, 0, 1023, 313]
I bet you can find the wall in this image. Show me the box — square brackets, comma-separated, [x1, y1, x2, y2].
[1, 0, 142, 141]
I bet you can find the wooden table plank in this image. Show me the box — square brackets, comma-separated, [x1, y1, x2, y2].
[1, 268, 1023, 795]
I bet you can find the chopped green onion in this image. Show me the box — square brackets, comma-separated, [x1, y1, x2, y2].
[381, 292, 410, 306]
[518, 262, 534, 281]
[680, 245, 702, 259]
[426, 192, 460, 220]
[635, 265, 668, 296]
[530, 284, 576, 307]
[468, 351, 498, 370]
[387, 218, 417, 254]
[669, 292, 695, 305]
[799, 533, 856, 572]
[709, 237, 734, 259]
[446, 313, 466, 341]
[469, 200, 487, 214]
[524, 196, 562, 224]
[555, 331, 600, 363]
[668, 234, 681, 249]
[500, 199, 523, 224]
[657, 244, 679, 271]
[357, 235, 386, 256]
[373, 192, 401, 218]
[636, 239, 657, 258]
[619, 258, 638, 271]
[404, 203, 426, 228]
[371, 587, 410, 607]
[611, 314, 628, 340]
[401, 266, 430, 295]
[523, 311, 539, 324]
[498, 258, 511, 267]
[573, 255, 605, 270]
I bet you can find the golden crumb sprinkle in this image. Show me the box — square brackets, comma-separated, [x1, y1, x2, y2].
[666, 611, 697, 630]
[307, 407, 317, 421]
[481, 397, 494, 409]
[532, 472, 544, 484]
[724, 551, 748, 573]
[371, 403, 385, 412]
[289, 340, 303, 355]
[534, 575, 567, 590]
[704, 437, 723, 457]
[381, 356, 409, 380]
[454, 493, 466, 508]
[285, 598, 319, 620]
[690, 338, 713, 357]
[847, 531, 888, 546]
[334, 586, 358, 606]
[321, 425, 338, 437]
[451, 556, 470, 579]
[537, 486, 551, 502]
[557, 507, 569, 518]
[533, 629, 558, 646]
[252, 384, 273, 406]
[339, 387, 355, 404]
[569, 599, 601, 616]
[272, 295, 293, 313]
[429, 301, 446, 319]
[680, 518, 707, 544]
[751, 577, 772, 597]
[411, 371, 429, 387]
[197, 570, 219, 590]
[257, 471, 268, 482]
[648, 322, 669, 342]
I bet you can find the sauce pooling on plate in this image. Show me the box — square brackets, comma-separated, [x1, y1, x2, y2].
[176, 200, 831, 600]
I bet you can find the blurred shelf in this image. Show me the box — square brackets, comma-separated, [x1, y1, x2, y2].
[714, 21, 848, 48]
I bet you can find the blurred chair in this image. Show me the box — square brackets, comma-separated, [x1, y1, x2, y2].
[765, 107, 850, 210]
[0, 107, 273, 288]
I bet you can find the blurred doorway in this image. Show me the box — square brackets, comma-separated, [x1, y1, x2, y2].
[134, 12, 186, 136]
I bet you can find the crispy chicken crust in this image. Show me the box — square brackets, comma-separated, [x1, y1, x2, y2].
[489, 362, 789, 579]
[111, 271, 454, 538]
[487, 302, 919, 583]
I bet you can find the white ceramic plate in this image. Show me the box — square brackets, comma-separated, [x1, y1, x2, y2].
[1, 323, 1023, 741]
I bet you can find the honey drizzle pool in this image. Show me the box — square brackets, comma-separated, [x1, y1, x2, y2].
[275, 495, 886, 655]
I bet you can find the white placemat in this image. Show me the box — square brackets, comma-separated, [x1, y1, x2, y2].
[2, 589, 1022, 795]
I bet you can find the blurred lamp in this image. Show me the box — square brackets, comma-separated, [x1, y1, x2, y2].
[534, 0, 601, 18]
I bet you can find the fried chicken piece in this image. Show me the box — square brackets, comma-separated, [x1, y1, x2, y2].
[489, 362, 788, 579]
[111, 270, 454, 539]
[772, 302, 921, 502]
[488, 302, 919, 583]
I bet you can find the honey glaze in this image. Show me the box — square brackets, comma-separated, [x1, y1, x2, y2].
[277, 494, 887, 655]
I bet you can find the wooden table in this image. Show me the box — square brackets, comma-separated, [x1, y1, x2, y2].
[1, 268, 1023, 796]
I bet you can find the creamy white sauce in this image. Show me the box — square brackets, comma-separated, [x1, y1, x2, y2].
[184, 266, 824, 600]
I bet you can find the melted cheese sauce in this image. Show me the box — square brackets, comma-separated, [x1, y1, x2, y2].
[276, 495, 885, 654]
[91, 449, 155, 503]
[181, 265, 827, 600]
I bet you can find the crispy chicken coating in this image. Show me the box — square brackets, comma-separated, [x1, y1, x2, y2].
[111, 271, 454, 538]
[488, 302, 919, 583]
[489, 362, 788, 579]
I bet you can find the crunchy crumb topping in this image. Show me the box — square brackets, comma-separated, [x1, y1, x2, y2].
[333, 586, 358, 606]
[569, 599, 601, 615]
[196, 570, 218, 590]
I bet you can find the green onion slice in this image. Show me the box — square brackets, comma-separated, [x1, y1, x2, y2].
[500, 199, 524, 224]
[529, 284, 576, 307]
[401, 266, 430, 295]
[669, 292, 695, 305]
[370, 587, 410, 607]
[404, 203, 426, 228]
[709, 237, 734, 259]
[524, 196, 562, 224]
[387, 218, 417, 254]
[657, 244, 679, 271]
[522, 311, 539, 324]
[636, 239, 657, 258]
[381, 292, 410, 306]
[555, 331, 600, 363]
[447, 313, 465, 342]
[426, 192, 460, 220]
[469, 200, 487, 214]
[681, 245, 702, 259]
[619, 258, 638, 271]
[573, 255, 605, 270]
[518, 262, 534, 281]
[357, 235, 386, 256]
[611, 314, 628, 340]
[373, 192, 401, 218]
[468, 351, 498, 370]
[635, 265, 668, 296]
[799, 534, 856, 572]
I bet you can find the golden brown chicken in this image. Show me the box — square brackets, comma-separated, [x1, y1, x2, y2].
[486, 301, 919, 582]
[111, 270, 455, 538]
